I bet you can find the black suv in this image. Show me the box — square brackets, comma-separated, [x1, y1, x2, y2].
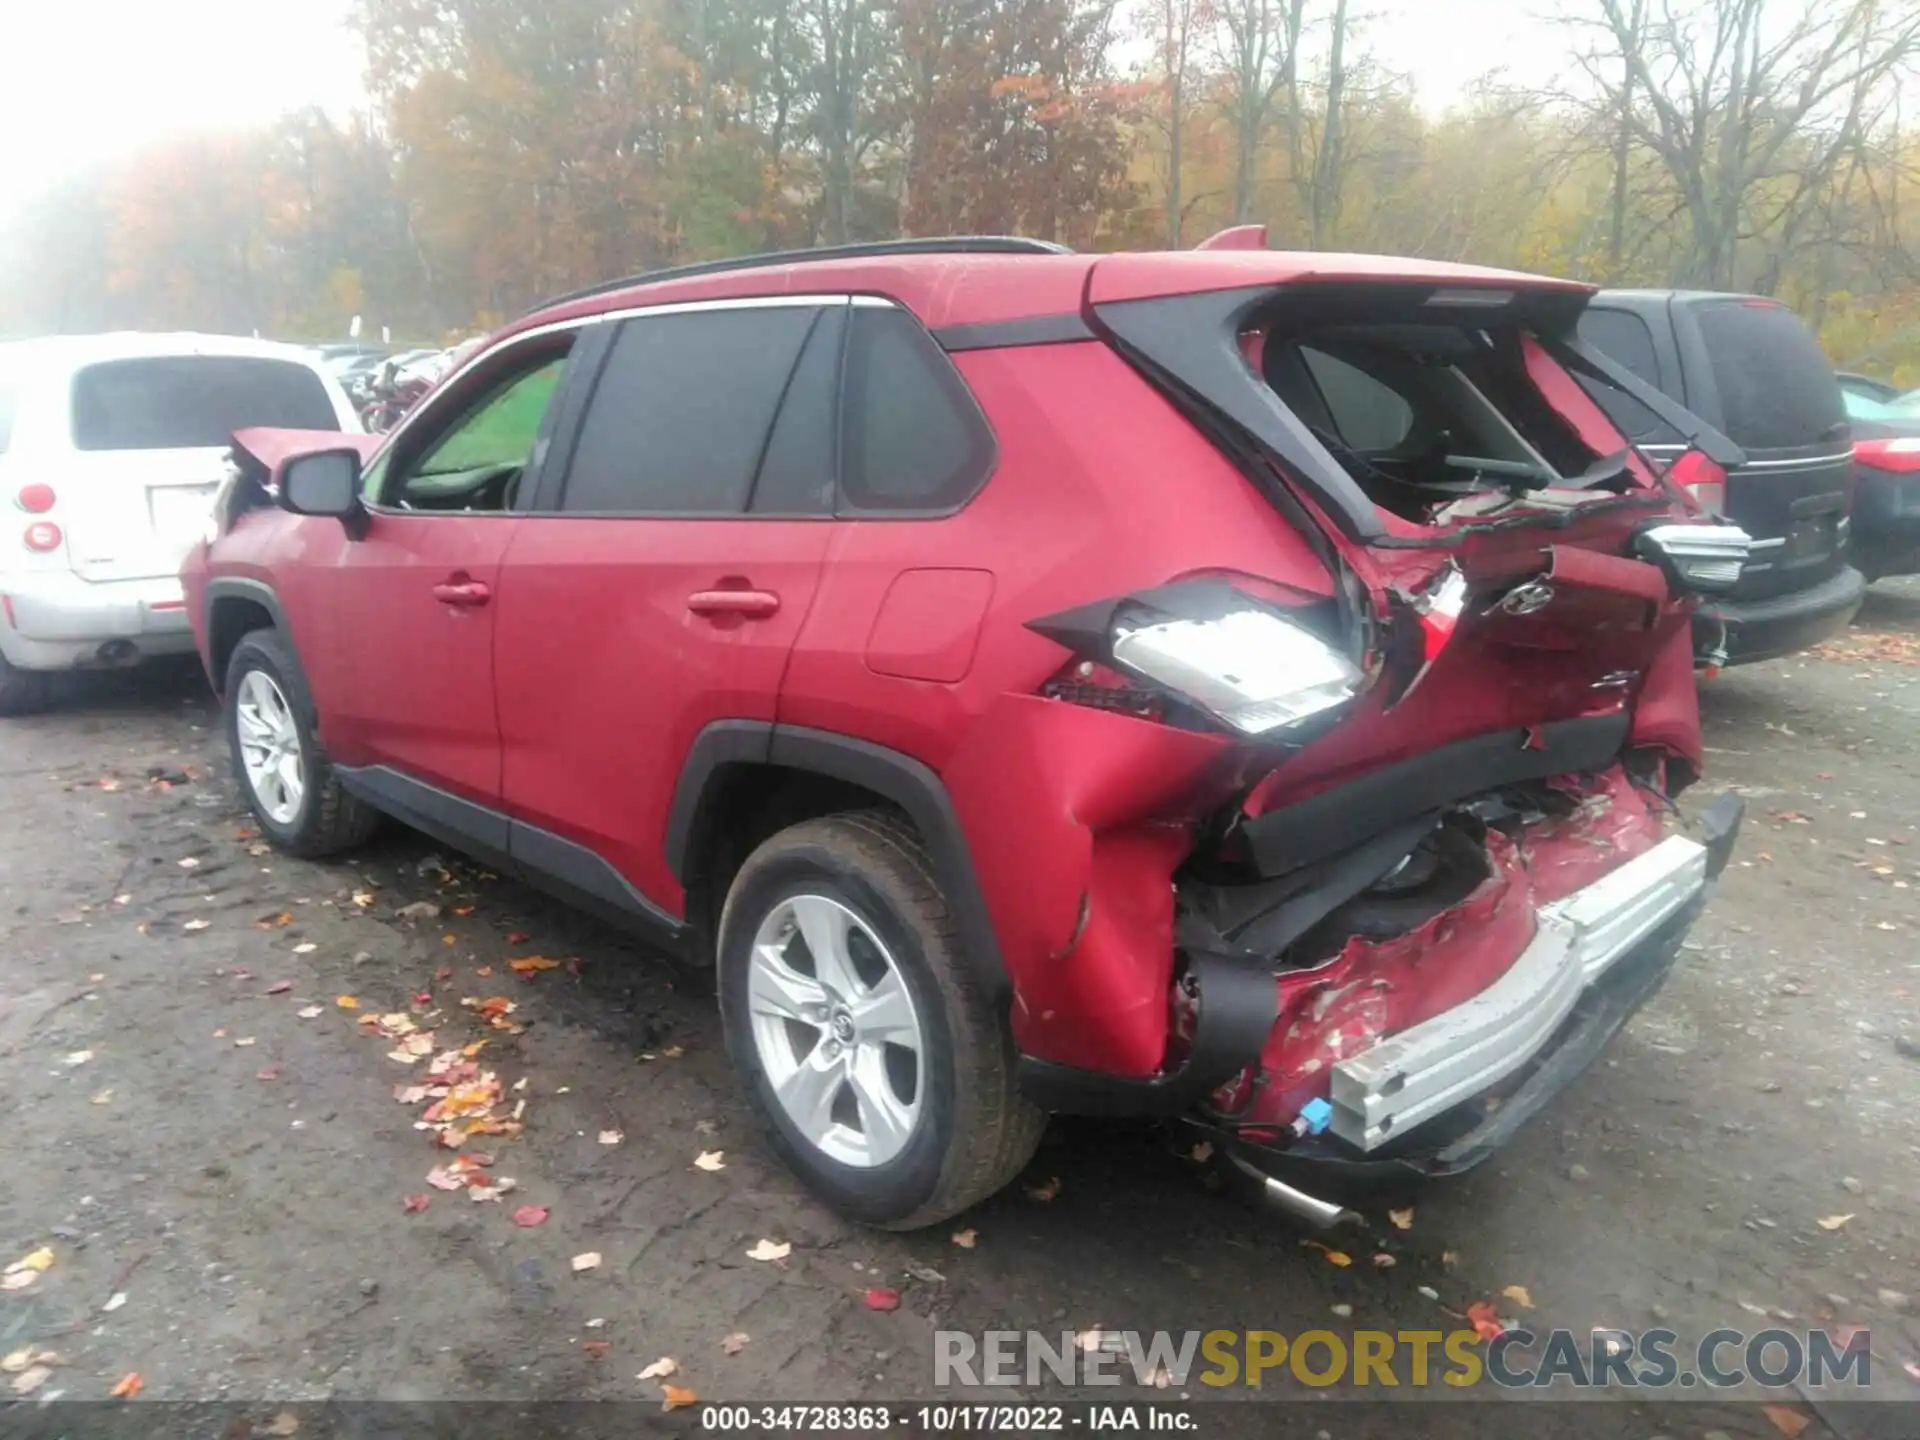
[1576, 291, 1864, 665]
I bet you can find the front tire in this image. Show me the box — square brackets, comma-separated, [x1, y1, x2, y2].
[718, 812, 1043, 1229]
[225, 629, 380, 857]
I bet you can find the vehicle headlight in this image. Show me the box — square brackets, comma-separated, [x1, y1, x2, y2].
[1111, 603, 1363, 736]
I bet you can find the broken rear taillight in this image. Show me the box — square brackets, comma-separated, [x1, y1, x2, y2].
[1853, 436, 1920, 474]
[1668, 451, 1727, 515]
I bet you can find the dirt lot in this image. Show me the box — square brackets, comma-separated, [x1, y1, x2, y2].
[1, 585, 1917, 1434]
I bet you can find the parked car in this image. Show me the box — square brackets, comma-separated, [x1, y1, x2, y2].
[185, 237, 1745, 1229]
[1576, 291, 1864, 666]
[0, 333, 358, 714]
[1837, 370, 1903, 406]
[1838, 387, 1920, 580]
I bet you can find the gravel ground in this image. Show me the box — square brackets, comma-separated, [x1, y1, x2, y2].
[1, 584, 1916, 1437]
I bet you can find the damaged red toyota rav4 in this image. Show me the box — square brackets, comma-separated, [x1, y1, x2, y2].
[184, 233, 1748, 1230]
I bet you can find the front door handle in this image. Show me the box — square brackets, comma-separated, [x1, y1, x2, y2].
[432, 579, 492, 608]
[687, 589, 780, 618]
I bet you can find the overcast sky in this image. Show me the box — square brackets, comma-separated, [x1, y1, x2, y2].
[0, 0, 1569, 222]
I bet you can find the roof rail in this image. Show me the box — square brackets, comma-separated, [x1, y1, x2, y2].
[523, 236, 1074, 317]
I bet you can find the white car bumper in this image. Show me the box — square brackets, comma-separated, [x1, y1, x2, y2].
[1328, 834, 1709, 1151]
[0, 568, 197, 670]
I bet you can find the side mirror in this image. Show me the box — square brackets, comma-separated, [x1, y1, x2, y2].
[280, 450, 364, 531]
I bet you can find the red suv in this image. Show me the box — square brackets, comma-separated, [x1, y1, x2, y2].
[185, 235, 1746, 1230]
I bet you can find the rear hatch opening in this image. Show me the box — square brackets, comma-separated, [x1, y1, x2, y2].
[1243, 284, 1673, 538]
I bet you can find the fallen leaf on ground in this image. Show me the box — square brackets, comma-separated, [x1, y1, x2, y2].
[1388, 1207, 1414, 1230]
[865, 1287, 901, 1311]
[0, 1272, 37, 1291]
[90, 1089, 113, 1105]
[1817, 1214, 1855, 1230]
[11, 1366, 52, 1395]
[572, 1252, 602, 1272]
[1761, 1403, 1811, 1437]
[512, 1205, 550, 1228]
[101, 1293, 126, 1311]
[183, 919, 210, 932]
[952, 1229, 978, 1248]
[1300, 1240, 1350, 1267]
[1501, 1284, 1534, 1309]
[1465, 1301, 1504, 1341]
[746, 1239, 791, 1262]
[435, 966, 453, 981]
[637, 1357, 679, 1380]
[662, 1384, 698, 1411]
[402, 1194, 430, 1213]
[255, 1066, 281, 1081]
[720, 1332, 749, 1355]
[6, 1248, 54, 1275]
[1371, 1252, 1396, 1268]
[296, 1005, 323, 1019]
[509, 956, 562, 975]
[108, 1372, 143, 1399]
[266, 980, 292, 995]
[507, 932, 530, 944]
[1188, 1141, 1214, 1163]
[2, 1347, 60, 1374]
[335, 995, 359, 1009]
[233, 1037, 256, 1047]
[598, 1129, 623, 1146]
[178, 857, 200, 868]
[62, 1050, 93, 1067]
[693, 1150, 726, 1172]
[660, 1044, 684, 1058]
[293, 942, 316, 955]
[425, 1166, 468, 1192]
[1024, 1176, 1062, 1202]
[261, 1412, 300, 1437]
[581, 1340, 610, 1357]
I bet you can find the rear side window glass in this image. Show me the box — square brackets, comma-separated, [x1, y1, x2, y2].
[70, 357, 337, 450]
[1577, 309, 1661, 387]
[562, 307, 817, 514]
[1299, 346, 1414, 451]
[840, 307, 994, 512]
[1695, 300, 1845, 450]
[1574, 310, 1680, 444]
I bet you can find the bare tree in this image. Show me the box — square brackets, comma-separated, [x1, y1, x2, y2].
[1214, 0, 1307, 222]
[1150, 0, 1204, 245]
[1564, 0, 1920, 289]
[1287, 0, 1351, 246]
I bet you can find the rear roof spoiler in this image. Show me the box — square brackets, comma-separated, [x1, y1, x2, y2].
[1545, 335, 1748, 470]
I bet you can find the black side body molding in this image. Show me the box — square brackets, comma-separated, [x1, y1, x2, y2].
[1242, 714, 1631, 877]
[335, 765, 691, 955]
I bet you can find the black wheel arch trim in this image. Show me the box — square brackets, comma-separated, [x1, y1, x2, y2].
[667, 721, 1010, 996]
[204, 578, 294, 691]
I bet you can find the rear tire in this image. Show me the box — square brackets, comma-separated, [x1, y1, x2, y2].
[718, 811, 1043, 1229]
[225, 629, 380, 858]
[0, 656, 50, 717]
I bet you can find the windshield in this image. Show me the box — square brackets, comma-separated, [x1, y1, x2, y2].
[71, 356, 339, 451]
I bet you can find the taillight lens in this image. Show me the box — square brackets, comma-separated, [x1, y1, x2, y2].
[1668, 451, 1727, 515]
[1853, 436, 1920, 473]
[15, 484, 55, 514]
[23, 521, 62, 552]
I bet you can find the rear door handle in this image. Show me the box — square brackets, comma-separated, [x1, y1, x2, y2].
[687, 589, 781, 618]
[432, 579, 492, 608]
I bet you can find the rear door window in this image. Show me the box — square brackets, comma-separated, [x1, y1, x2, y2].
[70, 357, 338, 450]
[1693, 299, 1846, 451]
[560, 305, 820, 514]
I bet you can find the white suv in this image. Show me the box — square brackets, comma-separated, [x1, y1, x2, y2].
[0, 333, 358, 713]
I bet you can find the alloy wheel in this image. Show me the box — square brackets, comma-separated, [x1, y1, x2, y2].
[745, 893, 926, 1168]
[235, 669, 306, 826]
